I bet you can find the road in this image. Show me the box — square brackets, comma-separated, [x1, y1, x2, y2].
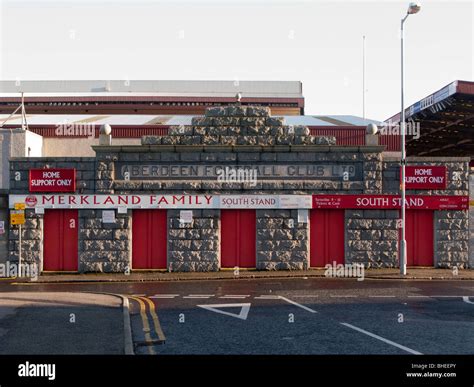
[1, 277, 473, 355]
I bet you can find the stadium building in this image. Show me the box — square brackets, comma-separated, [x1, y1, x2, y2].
[0, 80, 472, 273]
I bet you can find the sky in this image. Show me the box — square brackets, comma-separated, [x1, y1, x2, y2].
[0, 0, 472, 121]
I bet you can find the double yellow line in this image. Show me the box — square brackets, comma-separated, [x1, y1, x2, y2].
[129, 296, 166, 355]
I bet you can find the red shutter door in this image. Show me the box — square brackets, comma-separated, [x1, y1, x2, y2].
[310, 209, 345, 267]
[132, 210, 167, 269]
[43, 210, 78, 271]
[221, 210, 256, 268]
[405, 210, 434, 266]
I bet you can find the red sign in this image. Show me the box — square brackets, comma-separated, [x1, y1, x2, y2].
[25, 195, 38, 208]
[29, 169, 76, 192]
[312, 195, 468, 210]
[402, 166, 447, 189]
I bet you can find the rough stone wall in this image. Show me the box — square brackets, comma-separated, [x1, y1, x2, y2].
[345, 210, 399, 268]
[470, 171, 474, 268]
[143, 106, 335, 147]
[9, 158, 96, 194]
[8, 209, 42, 269]
[435, 211, 469, 268]
[256, 209, 308, 270]
[363, 153, 383, 194]
[78, 209, 131, 273]
[167, 209, 219, 272]
[0, 193, 8, 263]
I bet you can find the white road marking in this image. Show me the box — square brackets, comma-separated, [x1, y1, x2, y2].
[150, 294, 179, 299]
[368, 295, 396, 298]
[462, 296, 474, 304]
[407, 295, 431, 298]
[292, 295, 319, 298]
[340, 323, 422, 355]
[330, 295, 358, 298]
[254, 295, 280, 299]
[219, 295, 250, 299]
[197, 303, 251, 320]
[184, 296, 213, 299]
[278, 296, 318, 313]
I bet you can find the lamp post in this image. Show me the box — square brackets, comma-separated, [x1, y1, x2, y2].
[400, 2, 421, 275]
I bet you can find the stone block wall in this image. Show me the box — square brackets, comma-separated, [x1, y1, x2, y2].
[78, 209, 131, 273]
[345, 210, 399, 268]
[9, 158, 96, 194]
[167, 209, 219, 272]
[8, 209, 42, 268]
[256, 209, 309, 270]
[0, 193, 8, 263]
[435, 210, 469, 268]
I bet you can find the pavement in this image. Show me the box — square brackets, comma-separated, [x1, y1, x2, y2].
[7, 267, 474, 283]
[0, 292, 124, 354]
[1, 276, 473, 355]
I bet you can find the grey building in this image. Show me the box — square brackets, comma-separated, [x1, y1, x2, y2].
[6, 106, 471, 273]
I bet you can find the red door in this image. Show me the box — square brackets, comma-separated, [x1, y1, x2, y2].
[221, 210, 256, 268]
[132, 210, 167, 269]
[310, 209, 345, 267]
[404, 210, 434, 266]
[43, 210, 78, 271]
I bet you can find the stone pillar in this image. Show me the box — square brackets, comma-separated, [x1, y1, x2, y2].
[8, 209, 43, 271]
[167, 209, 219, 272]
[256, 209, 309, 270]
[78, 209, 131, 273]
[345, 210, 398, 268]
[435, 210, 469, 268]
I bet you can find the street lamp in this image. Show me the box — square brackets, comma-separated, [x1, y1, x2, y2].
[400, 2, 421, 276]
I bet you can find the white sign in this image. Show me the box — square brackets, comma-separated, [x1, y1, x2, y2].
[179, 210, 193, 224]
[102, 210, 116, 224]
[118, 207, 128, 214]
[0, 221, 4, 235]
[8, 194, 313, 209]
[280, 195, 313, 209]
[297, 209, 309, 223]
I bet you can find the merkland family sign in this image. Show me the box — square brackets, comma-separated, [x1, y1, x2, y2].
[9, 194, 468, 210]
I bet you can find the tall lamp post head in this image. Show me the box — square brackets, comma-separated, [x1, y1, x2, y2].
[407, 2, 421, 15]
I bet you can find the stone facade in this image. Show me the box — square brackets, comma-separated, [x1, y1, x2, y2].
[168, 209, 220, 272]
[6, 105, 472, 272]
[256, 210, 309, 270]
[78, 209, 131, 273]
[345, 210, 399, 268]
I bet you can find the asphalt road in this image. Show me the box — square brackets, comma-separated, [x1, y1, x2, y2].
[2, 277, 473, 355]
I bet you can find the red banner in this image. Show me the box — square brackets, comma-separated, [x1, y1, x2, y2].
[29, 169, 76, 192]
[312, 195, 468, 210]
[402, 166, 447, 189]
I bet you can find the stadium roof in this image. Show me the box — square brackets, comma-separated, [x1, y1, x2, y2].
[386, 80, 474, 157]
[0, 80, 303, 98]
[0, 113, 380, 127]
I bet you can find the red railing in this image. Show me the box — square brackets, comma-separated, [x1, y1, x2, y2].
[379, 134, 401, 151]
[2, 124, 169, 138]
[309, 126, 366, 146]
[3, 123, 402, 150]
